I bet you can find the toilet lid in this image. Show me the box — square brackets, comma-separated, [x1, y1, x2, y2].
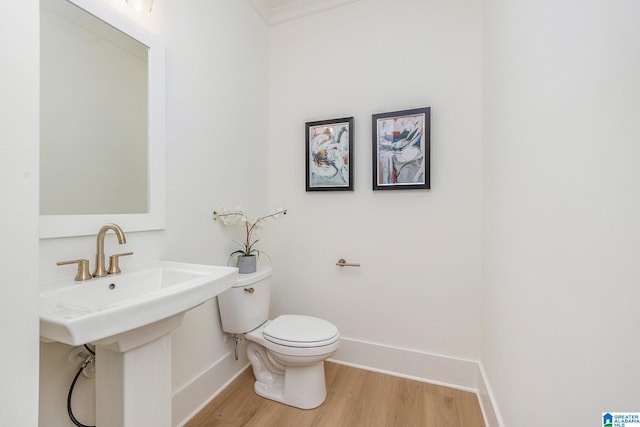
[263, 315, 339, 348]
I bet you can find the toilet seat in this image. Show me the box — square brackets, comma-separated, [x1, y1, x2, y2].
[246, 316, 339, 357]
[263, 315, 339, 348]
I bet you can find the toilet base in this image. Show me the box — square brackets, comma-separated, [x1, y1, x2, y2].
[254, 361, 327, 410]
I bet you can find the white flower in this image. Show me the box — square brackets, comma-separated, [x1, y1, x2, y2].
[213, 208, 287, 259]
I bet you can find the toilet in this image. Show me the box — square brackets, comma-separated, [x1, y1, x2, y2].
[217, 267, 340, 409]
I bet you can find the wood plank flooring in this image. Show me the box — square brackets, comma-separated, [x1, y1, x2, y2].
[185, 362, 485, 427]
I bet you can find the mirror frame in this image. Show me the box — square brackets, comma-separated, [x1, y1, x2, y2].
[39, 0, 166, 239]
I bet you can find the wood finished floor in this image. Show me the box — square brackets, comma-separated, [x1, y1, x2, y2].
[185, 362, 485, 427]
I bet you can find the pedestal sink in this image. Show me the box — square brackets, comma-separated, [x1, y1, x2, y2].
[39, 261, 238, 427]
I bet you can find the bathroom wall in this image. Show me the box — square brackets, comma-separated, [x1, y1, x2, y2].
[11, 0, 639, 425]
[482, 0, 640, 425]
[267, 0, 483, 363]
[38, 1, 269, 426]
[161, 0, 268, 423]
[0, 2, 40, 426]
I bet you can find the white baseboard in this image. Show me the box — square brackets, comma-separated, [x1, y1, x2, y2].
[330, 337, 502, 427]
[172, 351, 249, 427]
[476, 362, 504, 427]
[172, 337, 502, 427]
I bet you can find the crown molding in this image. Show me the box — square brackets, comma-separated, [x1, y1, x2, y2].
[247, 0, 271, 24]
[247, 0, 360, 25]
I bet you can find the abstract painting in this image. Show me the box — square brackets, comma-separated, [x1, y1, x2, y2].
[372, 107, 430, 190]
[305, 117, 354, 191]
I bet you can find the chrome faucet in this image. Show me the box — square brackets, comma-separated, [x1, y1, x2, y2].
[93, 223, 132, 278]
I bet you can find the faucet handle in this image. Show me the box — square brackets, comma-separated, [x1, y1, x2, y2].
[57, 259, 92, 281]
[108, 252, 134, 275]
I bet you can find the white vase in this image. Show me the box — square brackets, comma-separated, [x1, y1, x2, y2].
[238, 255, 257, 274]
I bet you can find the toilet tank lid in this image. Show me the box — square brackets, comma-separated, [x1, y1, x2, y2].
[263, 315, 339, 346]
[232, 266, 272, 288]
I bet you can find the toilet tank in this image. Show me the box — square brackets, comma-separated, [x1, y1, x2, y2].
[217, 267, 272, 334]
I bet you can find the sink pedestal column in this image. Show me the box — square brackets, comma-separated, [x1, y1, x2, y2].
[94, 314, 183, 427]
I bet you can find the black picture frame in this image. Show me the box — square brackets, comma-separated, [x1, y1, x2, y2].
[372, 107, 430, 191]
[305, 117, 354, 191]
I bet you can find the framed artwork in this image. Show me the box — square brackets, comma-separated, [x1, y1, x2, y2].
[372, 107, 430, 191]
[305, 117, 354, 191]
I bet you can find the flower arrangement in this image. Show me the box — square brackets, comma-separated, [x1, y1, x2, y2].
[213, 208, 287, 266]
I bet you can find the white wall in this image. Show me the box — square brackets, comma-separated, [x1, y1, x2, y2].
[0, 2, 40, 426]
[38, 1, 269, 426]
[161, 0, 268, 421]
[268, 0, 483, 361]
[34, 0, 640, 425]
[482, 0, 640, 425]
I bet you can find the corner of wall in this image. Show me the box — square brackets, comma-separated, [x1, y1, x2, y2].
[331, 337, 501, 426]
[173, 349, 250, 427]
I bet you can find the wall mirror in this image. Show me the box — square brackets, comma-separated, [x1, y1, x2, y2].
[39, 0, 165, 238]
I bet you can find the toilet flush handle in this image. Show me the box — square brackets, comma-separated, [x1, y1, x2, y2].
[244, 287, 255, 293]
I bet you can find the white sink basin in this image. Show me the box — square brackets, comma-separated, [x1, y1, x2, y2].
[39, 261, 238, 346]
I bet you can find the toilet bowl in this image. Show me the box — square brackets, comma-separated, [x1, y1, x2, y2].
[217, 268, 340, 409]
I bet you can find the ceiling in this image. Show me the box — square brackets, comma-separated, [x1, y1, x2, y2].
[247, 0, 360, 25]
